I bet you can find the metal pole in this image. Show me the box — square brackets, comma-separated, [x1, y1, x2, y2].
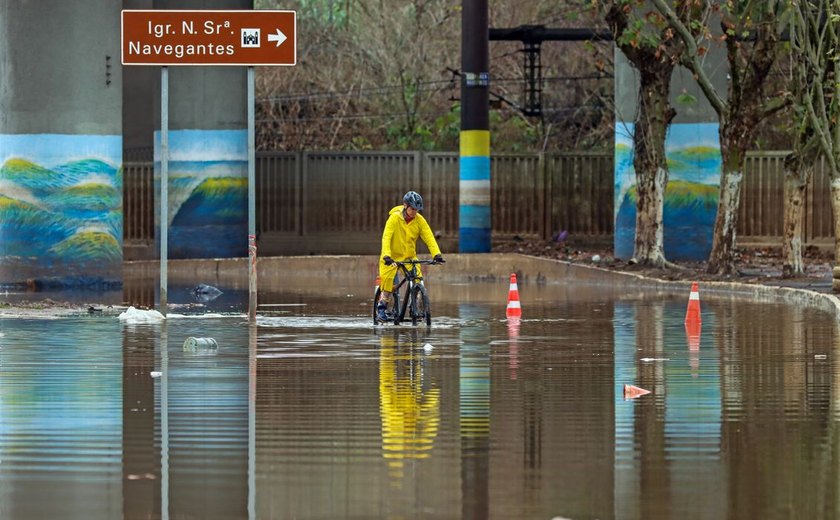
[247, 67, 257, 323]
[160, 66, 169, 315]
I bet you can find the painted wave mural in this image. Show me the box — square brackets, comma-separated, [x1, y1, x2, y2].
[614, 123, 721, 261]
[0, 134, 122, 285]
[154, 130, 248, 259]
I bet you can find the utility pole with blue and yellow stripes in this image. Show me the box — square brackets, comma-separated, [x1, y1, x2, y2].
[459, 0, 490, 252]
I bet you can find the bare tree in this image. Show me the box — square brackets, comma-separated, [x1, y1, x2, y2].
[600, 1, 691, 267]
[781, 67, 818, 277]
[790, 0, 840, 288]
[254, 0, 613, 151]
[653, 0, 789, 275]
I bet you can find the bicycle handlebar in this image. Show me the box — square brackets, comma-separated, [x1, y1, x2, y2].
[394, 259, 441, 266]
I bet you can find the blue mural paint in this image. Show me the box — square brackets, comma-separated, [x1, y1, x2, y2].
[154, 129, 247, 259]
[0, 133, 122, 285]
[614, 123, 720, 261]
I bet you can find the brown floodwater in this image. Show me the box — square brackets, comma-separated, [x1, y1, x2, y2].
[1, 281, 839, 519]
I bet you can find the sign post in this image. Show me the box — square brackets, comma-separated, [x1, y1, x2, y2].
[121, 9, 296, 321]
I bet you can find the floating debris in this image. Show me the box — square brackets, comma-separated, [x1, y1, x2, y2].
[118, 306, 165, 323]
[183, 337, 219, 351]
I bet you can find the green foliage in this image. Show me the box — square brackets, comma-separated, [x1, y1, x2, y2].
[677, 91, 698, 106]
[491, 113, 541, 152]
[347, 136, 373, 151]
[258, 0, 350, 27]
[384, 108, 459, 151]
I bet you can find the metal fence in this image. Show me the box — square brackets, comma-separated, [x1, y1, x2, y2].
[122, 150, 834, 257]
[738, 151, 834, 246]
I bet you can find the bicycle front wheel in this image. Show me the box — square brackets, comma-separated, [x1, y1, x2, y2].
[394, 284, 409, 325]
[373, 286, 382, 325]
[411, 284, 431, 326]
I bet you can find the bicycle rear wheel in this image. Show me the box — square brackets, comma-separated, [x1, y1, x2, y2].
[411, 284, 431, 326]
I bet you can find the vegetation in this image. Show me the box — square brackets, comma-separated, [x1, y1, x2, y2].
[789, 0, 840, 285]
[253, 0, 613, 152]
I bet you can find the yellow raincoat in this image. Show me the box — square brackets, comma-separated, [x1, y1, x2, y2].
[379, 205, 441, 292]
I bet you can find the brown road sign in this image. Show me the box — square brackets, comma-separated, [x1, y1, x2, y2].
[121, 10, 296, 66]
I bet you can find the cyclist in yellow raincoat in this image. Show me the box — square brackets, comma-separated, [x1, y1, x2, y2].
[377, 191, 444, 322]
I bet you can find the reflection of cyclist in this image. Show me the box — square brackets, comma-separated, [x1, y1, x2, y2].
[377, 191, 444, 322]
[378, 330, 440, 480]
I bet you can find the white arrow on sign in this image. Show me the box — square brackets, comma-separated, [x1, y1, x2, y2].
[267, 28, 287, 47]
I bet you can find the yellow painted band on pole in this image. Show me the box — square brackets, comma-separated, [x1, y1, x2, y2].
[460, 130, 490, 157]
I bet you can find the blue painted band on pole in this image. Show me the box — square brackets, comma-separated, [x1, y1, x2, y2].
[460, 155, 491, 180]
[459, 204, 491, 231]
[459, 226, 492, 253]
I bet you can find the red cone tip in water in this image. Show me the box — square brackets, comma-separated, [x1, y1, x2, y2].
[624, 384, 651, 399]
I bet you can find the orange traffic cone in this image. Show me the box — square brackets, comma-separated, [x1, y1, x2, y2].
[506, 273, 522, 318]
[624, 384, 651, 399]
[685, 281, 701, 325]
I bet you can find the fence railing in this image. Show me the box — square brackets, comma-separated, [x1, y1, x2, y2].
[122, 150, 834, 257]
[738, 151, 834, 245]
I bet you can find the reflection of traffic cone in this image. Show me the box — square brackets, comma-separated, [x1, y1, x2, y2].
[685, 320, 701, 351]
[506, 274, 521, 318]
[685, 281, 701, 325]
[507, 317, 520, 380]
[624, 384, 651, 399]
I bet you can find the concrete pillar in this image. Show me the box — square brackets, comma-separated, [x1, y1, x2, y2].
[0, 0, 123, 286]
[154, 0, 250, 260]
[613, 31, 728, 261]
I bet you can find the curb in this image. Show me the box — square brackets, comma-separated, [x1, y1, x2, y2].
[123, 253, 840, 315]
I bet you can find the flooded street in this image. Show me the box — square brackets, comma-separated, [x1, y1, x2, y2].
[1, 281, 839, 519]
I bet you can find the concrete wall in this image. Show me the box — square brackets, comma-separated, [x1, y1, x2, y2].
[152, 0, 251, 260]
[612, 6, 730, 261]
[0, 0, 123, 286]
[124, 0, 156, 155]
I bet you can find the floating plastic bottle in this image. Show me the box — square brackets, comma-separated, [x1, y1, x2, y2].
[183, 337, 219, 351]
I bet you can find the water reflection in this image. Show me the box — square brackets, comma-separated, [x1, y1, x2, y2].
[0, 319, 122, 519]
[3, 287, 840, 519]
[121, 319, 250, 519]
[459, 304, 491, 520]
[377, 329, 441, 479]
[507, 317, 520, 380]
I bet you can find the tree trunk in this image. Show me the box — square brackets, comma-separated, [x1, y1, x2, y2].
[781, 154, 812, 278]
[707, 137, 745, 275]
[633, 70, 675, 267]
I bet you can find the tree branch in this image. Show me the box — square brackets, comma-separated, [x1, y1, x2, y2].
[649, 0, 727, 116]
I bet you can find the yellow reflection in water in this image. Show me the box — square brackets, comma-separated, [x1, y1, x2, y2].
[378, 330, 441, 480]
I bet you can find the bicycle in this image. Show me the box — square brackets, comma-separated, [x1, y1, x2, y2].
[373, 259, 440, 326]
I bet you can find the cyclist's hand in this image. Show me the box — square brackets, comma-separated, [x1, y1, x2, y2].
[434, 254, 445, 264]
[383, 256, 394, 266]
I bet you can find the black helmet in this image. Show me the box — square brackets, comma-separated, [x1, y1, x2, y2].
[403, 190, 424, 211]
